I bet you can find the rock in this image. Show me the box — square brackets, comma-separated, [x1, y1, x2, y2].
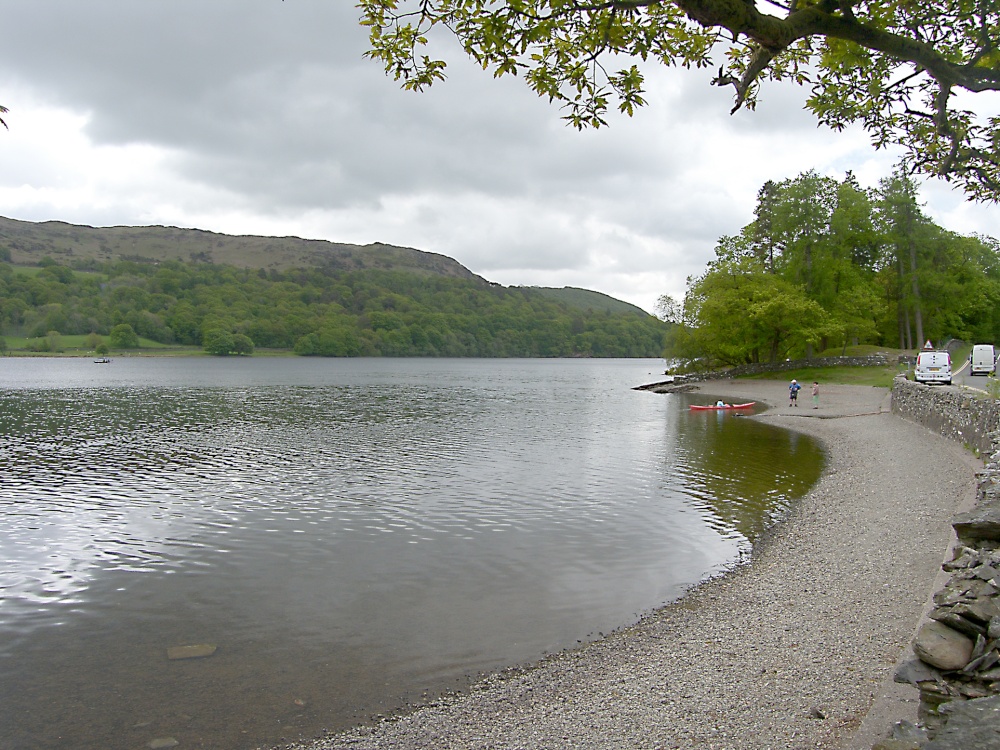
[872, 740, 921, 750]
[958, 683, 992, 699]
[891, 720, 928, 744]
[930, 609, 987, 638]
[913, 621, 975, 671]
[943, 547, 979, 571]
[953, 505, 1000, 543]
[955, 598, 1000, 625]
[972, 564, 1000, 582]
[895, 657, 942, 686]
[166, 644, 217, 660]
[990, 616, 1000, 640]
[923, 694, 1000, 749]
[983, 666, 1000, 680]
[963, 649, 999, 674]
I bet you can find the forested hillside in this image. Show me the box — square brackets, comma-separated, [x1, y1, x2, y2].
[527, 286, 648, 315]
[663, 168, 1000, 367]
[0, 224, 667, 357]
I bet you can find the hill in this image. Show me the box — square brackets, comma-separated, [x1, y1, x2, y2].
[524, 286, 649, 316]
[0, 217, 667, 358]
[0, 216, 482, 281]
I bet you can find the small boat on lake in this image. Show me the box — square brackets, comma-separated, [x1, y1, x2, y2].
[93, 358, 111, 364]
[689, 401, 755, 411]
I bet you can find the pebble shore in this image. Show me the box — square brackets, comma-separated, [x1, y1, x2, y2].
[283, 380, 980, 750]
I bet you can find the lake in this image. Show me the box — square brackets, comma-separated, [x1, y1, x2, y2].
[0, 357, 824, 749]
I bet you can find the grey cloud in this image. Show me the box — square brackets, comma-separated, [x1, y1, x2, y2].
[3, 2, 699, 210]
[2, 1, 992, 316]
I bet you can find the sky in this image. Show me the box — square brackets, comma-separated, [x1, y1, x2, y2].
[1, 1, 998, 315]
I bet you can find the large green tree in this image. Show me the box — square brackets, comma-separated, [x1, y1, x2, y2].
[669, 168, 1000, 365]
[109, 323, 140, 350]
[360, 0, 1000, 200]
[676, 247, 829, 365]
[875, 168, 931, 348]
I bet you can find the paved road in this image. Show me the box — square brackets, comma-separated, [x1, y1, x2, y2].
[951, 355, 991, 389]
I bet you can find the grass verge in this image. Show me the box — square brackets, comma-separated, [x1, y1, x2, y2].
[738, 364, 903, 388]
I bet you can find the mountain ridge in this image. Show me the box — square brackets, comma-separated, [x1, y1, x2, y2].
[0, 216, 651, 317]
[0, 215, 483, 282]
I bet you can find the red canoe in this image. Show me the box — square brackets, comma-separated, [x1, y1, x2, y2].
[689, 402, 755, 411]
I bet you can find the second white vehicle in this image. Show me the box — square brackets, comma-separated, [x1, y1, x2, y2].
[970, 344, 996, 376]
[915, 350, 953, 385]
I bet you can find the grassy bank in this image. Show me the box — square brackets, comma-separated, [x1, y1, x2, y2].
[1, 333, 204, 356]
[726, 346, 905, 388]
[739, 364, 902, 388]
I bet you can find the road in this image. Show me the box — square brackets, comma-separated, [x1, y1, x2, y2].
[951, 355, 990, 389]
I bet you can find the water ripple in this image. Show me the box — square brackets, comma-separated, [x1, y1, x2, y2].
[0, 359, 823, 750]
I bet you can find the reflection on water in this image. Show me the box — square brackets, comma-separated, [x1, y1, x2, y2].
[674, 406, 822, 542]
[0, 358, 823, 749]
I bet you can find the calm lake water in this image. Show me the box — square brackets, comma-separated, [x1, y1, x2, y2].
[0, 357, 824, 750]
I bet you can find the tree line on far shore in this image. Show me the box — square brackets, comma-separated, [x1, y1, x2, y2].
[0, 259, 667, 358]
[660, 167, 1000, 368]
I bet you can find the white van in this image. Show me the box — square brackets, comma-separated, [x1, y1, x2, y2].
[970, 344, 996, 376]
[914, 350, 952, 385]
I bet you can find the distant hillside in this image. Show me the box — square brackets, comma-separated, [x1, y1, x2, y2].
[0, 216, 482, 281]
[525, 286, 649, 316]
[0, 217, 669, 358]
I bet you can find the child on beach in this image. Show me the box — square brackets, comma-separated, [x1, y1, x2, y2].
[789, 379, 801, 406]
[812, 381, 819, 409]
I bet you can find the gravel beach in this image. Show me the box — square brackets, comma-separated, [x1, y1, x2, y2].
[287, 380, 980, 750]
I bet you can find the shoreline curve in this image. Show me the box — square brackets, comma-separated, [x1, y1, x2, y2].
[286, 379, 979, 750]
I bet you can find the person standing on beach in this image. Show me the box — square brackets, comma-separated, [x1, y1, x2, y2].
[811, 381, 819, 409]
[789, 379, 801, 407]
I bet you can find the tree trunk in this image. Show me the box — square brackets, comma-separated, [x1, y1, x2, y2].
[896, 254, 908, 349]
[909, 237, 924, 347]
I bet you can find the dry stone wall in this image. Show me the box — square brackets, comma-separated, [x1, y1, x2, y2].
[891, 377, 1000, 456]
[724, 354, 890, 378]
[883, 376, 1000, 749]
[667, 354, 891, 385]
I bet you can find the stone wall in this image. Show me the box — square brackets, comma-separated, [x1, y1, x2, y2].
[668, 354, 891, 385]
[891, 377, 1000, 457]
[881, 376, 1000, 749]
[725, 354, 890, 378]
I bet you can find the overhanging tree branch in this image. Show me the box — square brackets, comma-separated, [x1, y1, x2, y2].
[358, 0, 1000, 200]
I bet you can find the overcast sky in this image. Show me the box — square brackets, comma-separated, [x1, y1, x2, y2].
[1, 1, 997, 314]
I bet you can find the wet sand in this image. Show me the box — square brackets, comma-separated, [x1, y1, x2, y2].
[286, 380, 980, 750]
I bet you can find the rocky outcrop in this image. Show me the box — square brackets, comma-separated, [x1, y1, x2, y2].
[890, 376, 1000, 747]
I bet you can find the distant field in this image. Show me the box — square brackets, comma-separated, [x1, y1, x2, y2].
[8, 266, 104, 280]
[2, 334, 201, 355]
